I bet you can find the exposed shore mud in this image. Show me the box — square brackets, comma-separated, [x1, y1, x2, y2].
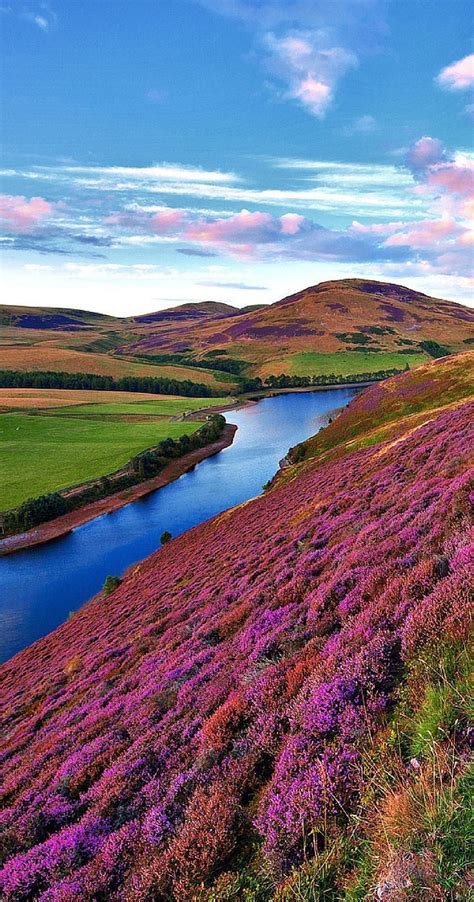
[0, 424, 237, 556]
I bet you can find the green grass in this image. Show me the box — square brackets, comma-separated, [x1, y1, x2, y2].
[0, 411, 205, 510]
[53, 397, 229, 417]
[275, 350, 427, 377]
[436, 763, 474, 896]
[401, 642, 473, 760]
[289, 353, 474, 468]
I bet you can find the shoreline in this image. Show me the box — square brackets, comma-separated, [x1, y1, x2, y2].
[180, 381, 370, 419]
[241, 380, 372, 400]
[0, 383, 368, 557]
[0, 423, 237, 557]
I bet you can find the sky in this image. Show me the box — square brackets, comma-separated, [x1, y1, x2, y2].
[0, 0, 473, 315]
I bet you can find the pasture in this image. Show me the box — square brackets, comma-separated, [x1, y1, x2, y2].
[258, 350, 427, 378]
[0, 388, 217, 410]
[0, 393, 229, 510]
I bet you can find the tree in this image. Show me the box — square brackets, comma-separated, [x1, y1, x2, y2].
[103, 575, 122, 595]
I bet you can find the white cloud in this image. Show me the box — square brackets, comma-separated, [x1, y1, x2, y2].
[264, 32, 357, 117]
[60, 163, 239, 184]
[195, 0, 386, 119]
[0, 159, 426, 219]
[436, 53, 474, 91]
[22, 3, 57, 31]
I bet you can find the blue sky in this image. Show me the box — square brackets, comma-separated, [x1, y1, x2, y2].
[1, 0, 473, 313]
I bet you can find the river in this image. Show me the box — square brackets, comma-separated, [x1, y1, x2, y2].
[0, 388, 359, 663]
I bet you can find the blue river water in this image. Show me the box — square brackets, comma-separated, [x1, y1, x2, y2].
[0, 388, 359, 663]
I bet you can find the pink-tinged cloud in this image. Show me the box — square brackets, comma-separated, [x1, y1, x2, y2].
[150, 209, 188, 233]
[280, 213, 306, 235]
[105, 208, 188, 234]
[292, 76, 331, 115]
[437, 54, 474, 91]
[0, 194, 55, 233]
[406, 136, 447, 174]
[184, 209, 309, 250]
[350, 220, 406, 237]
[425, 162, 474, 197]
[384, 217, 460, 248]
[405, 137, 474, 221]
[185, 209, 276, 243]
[264, 32, 357, 117]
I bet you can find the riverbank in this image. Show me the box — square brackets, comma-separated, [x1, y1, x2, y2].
[0, 423, 237, 556]
[179, 381, 371, 419]
[242, 380, 373, 400]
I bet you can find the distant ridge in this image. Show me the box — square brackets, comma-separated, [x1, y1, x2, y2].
[1, 279, 473, 386]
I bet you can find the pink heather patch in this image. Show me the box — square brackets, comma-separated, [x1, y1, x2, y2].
[0, 360, 472, 898]
[0, 194, 55, 233]
[437, 53, 474, 90]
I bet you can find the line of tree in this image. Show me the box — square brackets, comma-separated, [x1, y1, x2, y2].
[0, 365, 410, 400]
[239, 367, 407, 392]
[137, 353, 250, 375]
[0, 369, 221, 398]
[1, 415, 227, 536]
[418, 340, 451, 359]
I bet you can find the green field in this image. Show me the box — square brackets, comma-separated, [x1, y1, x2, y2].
[266, 350, 427, 377]
[52, 397, 228, 417]
[0, 395, 229, 510]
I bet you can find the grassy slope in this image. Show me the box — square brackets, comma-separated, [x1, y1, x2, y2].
[0, 395, 228, 509]
[0, 388, 214, 410]
[0, 354, 472, 899]
[0, 345, 229, 389]
[258, 349, 427, 378]
[49, 397, 228, 417]
[286, 350, 474, 469]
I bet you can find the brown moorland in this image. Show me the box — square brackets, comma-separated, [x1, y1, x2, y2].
[1, 280, 473, 385]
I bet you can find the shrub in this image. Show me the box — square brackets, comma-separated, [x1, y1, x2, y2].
[103, 575, 122, 595]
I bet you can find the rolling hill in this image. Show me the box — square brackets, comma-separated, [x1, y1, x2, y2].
[1, 353, 472, 899]
[1, 280, 473, 391]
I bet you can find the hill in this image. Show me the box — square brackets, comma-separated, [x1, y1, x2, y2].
[1, 353, 472, 899]
[115, 279, 474, 379]
[283, 350, 474, 469]
[1, 280, 473, 391]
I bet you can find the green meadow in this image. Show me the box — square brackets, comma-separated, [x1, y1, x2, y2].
[275, 350, 427, 377]
[0, 395, 229, 510]
[53, 397, 228, 417]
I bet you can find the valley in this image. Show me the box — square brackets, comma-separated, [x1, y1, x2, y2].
[0, 281, 473, 899]
[0, 351, 472, 898]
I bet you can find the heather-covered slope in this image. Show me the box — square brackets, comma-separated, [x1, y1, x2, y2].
[0, 359, 473, 900]
[284, 350, 474, 468]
